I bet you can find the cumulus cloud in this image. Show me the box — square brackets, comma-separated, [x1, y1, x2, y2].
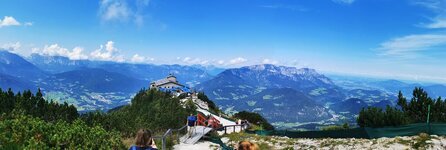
[99, 0, 150, 26]
[0, 16, 21, 27]
[332, 0, 355, 5]
[0, 16, 33, 28]
[378, 34, 446, 57]
[35, 44, 88, 60]
[131, 54, 154, 63]
[1, 42, 21, 52]
[228, 57, 248, 65]
[90, 41, 125, 62]
[30, 41, 141, 62]
[217, 60, 225, 65]
[179, 57, 210, 65]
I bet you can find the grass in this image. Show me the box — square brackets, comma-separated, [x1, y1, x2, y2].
[320, 139, 349, 148]
[281, 147, 294, 150]
[258, 142, 271, 150]
[122, 137, 134, 148]
[412, 133, 431, 149]
[394, 137, 411, 146]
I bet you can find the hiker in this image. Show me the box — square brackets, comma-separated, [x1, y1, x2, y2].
[237, 140, 259, 150]
[129, 129, 158, 150]
[207, 116, 215, 128]
[186, 113, 197, 138]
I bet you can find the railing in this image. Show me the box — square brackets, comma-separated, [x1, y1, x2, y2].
[218, 123, 251, 135]
[197, 113, 207, 126]
[153, 125, 187, 150]
[153, 113, 251, 150]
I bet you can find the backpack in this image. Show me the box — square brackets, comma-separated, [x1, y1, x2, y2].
[130, 145, 157, 150]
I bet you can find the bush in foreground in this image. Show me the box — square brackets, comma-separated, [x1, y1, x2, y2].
[0, 113, 124, 149]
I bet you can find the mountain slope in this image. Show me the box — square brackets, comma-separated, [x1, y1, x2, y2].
[97, 63, 212, 87]
[44, 68, 146, 93]
[0, 50, 47, 81]
[0, 73, 35, 92]
[28, 54, 213, 87]
[197, 64, 346, 104]
[236, 88, 332, 123]
[196, 64, 345, 124]
[331, 98, 368, 114]
[28, 54, 91, 74]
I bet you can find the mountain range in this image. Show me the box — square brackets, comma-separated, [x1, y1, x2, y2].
[0, 50, 213, 111]
[1, 50, 446, 129]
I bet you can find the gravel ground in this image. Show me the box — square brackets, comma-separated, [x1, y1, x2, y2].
[220, 133, 446, 150]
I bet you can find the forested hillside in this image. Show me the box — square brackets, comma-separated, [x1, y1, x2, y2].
[357, 87, 446, 127]
[0, 88, 122, 149]
[0, 88, 196, 149]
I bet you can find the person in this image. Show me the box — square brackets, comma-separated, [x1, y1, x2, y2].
[129, 129, 158, 150]
[237, 140, 259, 150]
[207, 116, 215, 128]
[186, 113, 197, 138]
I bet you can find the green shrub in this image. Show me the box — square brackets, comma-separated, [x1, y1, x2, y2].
[233, 111, 274, 130]
[413, 133, 431, 149]
[321, 125, 344, 131]
[197, 92, 220, 114]
[356, 87, 441, 127]
[0, 114, 124, 149]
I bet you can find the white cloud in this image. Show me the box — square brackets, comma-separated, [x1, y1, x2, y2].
[415, 0, 446, 29]
[24, 22, 33, 26]
[131, 54, 154, 63]
[378, 34, 446, 57]
[0, 16, 21, 27]
[1, 42, 21, 52]
[90, 41, 125, 62]
[131, 54, 145, 62]
[38, 44, 88, 60]
[180, 57, 209, 65]
[262, 59, 279, 65]
[70, 47, 89, 60]
[332, 0, 355, 5]
[414, 0, 446, 12]
[99, 0, 131, 21]
[217, 60, 225, 65]
[425, 18, 446, 28]
[376, 0, 446, 59]
[99, 0, 150, 26]
[228, 57, 248, 65]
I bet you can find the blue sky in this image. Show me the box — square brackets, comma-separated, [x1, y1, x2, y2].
[1, 0, 446, 83]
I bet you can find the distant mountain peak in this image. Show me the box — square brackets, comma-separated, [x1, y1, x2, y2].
[244, 64, 319, 76]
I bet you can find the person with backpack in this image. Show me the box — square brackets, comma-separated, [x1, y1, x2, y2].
[129, 129, 158, 150]
[186, 113, 197, 138]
